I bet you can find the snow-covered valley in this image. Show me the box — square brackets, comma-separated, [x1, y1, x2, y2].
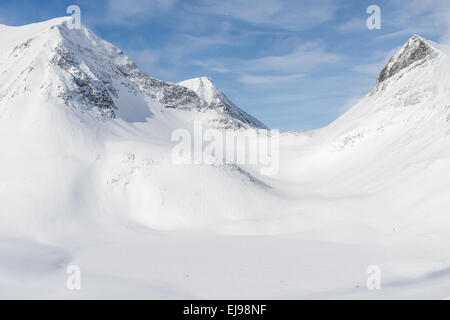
[1, 18, 450, 299]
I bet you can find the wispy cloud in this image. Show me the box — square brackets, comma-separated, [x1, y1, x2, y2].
[338, 18, 366, 33]
[377, 0, 450, 43]
[190, 40, 344, 88]
[5, 0, 450, 131]
[99, 0, 342, 32]
[190, 0, 341, 31]
[244, 41, 344, 73]
[126, 48, 160, 70]
[79, 0, 450, 129]
[352, 46, 400, 77]
[191, 61, 232, 73]
[239, 73, 305, 85]
[104, 0, 177, 25]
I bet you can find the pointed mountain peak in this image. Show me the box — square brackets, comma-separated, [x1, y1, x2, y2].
[376, 34, 438, 84]
[179, 77, 267, 129]
[0, 17, 75, 53]
[30, 16, 73, 28]
[408, 34, 427, 43]
[0, 17, 267, 130]
[184, 76, 214, 85]
[180, 76, 214, 85]
[179, 77, 218, 104]
[401, 34, 436, 55]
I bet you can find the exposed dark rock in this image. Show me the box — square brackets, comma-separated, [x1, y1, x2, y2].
[377, 35, 437, 84]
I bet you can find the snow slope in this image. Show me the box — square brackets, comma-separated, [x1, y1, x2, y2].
[1, 18, 450, 299]
[276, 36, 450, 223]
[179, 77, 268, 129]
[0, 17, 278, 236]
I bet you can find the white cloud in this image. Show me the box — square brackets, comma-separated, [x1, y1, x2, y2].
[239, 73, 305, 85]
[379, 0, 450, 43]
[338, 18, 366, 33]
[188, 0, 340, 31]
[190, 40, 343, 80]
[127, 48, 161, 70]
[351, 1, 450, 80]
[104, 0, 177, 25]
[244, 41, 344, 73]
[191, 61, 231, 73]
[353, 46, 400, 77]
[182, 34, 233, 48]
[124, 48, 180, 79]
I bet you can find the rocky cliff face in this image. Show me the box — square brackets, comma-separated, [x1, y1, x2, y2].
[376, 35, 438, 84]
[0, 17, 266, 129]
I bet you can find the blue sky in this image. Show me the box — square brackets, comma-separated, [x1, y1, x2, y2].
[1, 0, 450, 131]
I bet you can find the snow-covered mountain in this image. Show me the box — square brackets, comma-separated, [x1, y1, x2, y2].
[179, 77, 267, 129]
[0, 17, 266, 129]
[1, 17, 450, 299]
[277, 33, 450, 236]
[0, 17, 276, 235]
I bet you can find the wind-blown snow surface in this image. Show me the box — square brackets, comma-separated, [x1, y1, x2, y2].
[0, 19, 450, 299]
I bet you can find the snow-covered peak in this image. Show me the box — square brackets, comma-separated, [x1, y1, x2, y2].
[0, 17, 73, 52]
[0, 17, 137, 118]
[377, 34, 439, 84]
[0, 16, 71, 30]
[315, 33, 450, 156]
[179, 77, 268, 129]
[0, 17, 267, 129]
[179, 77, 217, 105]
